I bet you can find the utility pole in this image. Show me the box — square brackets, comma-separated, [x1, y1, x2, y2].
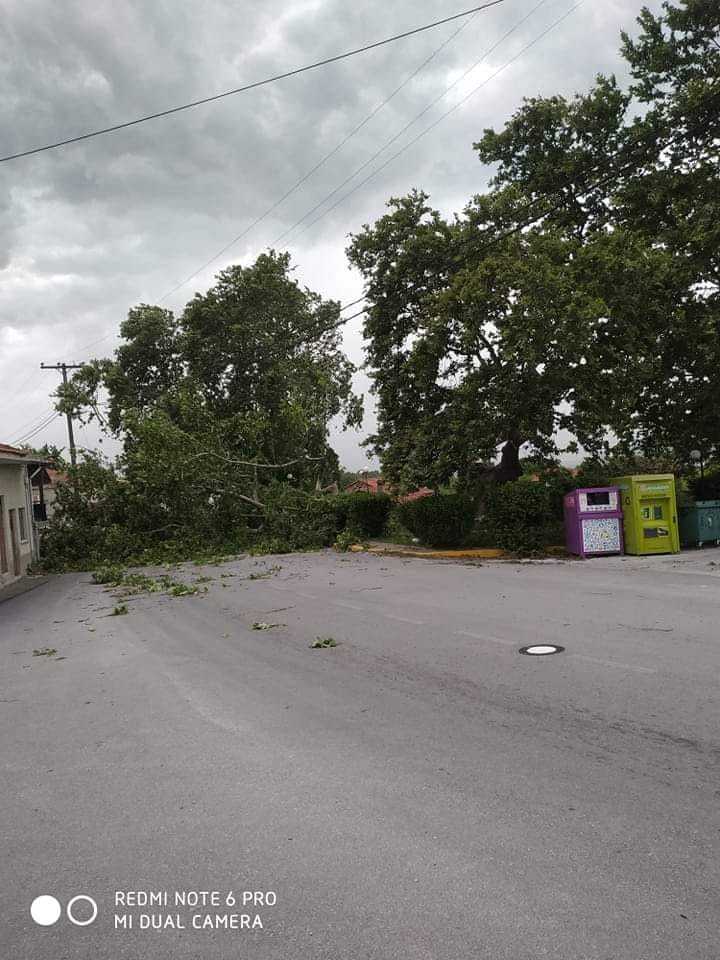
[40, 362, 83, 467]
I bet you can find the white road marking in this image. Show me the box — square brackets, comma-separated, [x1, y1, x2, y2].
[454, 630, 515, 647]
[382, 613, 425, 625]
[569, 653, 657, 674]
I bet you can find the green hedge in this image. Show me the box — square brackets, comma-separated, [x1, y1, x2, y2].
[333, 492, 392, 537]
[481, 479, 559, 553]
[398, 494, 475, 547]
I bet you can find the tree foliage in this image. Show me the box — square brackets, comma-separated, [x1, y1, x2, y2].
[49, 253, 362, 565]
[348, 0, 719, 487]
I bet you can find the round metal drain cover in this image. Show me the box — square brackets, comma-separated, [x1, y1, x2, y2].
[519, 644, 565, 656]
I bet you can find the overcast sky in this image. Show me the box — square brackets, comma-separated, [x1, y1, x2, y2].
[0, 0, 663, 468]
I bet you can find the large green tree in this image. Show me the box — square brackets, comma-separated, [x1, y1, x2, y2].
[57, 252, 362, 545]
[348, 0, 719, 487]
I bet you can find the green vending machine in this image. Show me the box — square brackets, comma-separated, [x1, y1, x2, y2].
[610, 474, 680, 555]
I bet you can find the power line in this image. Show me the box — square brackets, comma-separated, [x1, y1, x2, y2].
[291, 0, 583, 242]
[0, 2, 505, 165]
[275, 0, 553, 247]
[5, 401, 55, 438]
[0, 0, 553, 404]
[340, 297, 366, 313]
[1, 368, 40, 409]
[12, 408, 58, 444]
[60, 294, 367, 364]
[157, 4, 486, 303]
[11, 408, 60, 446]
[40, 363, 84, 467]
[330, 90, 715, 333]
[13, 415, 61, 448]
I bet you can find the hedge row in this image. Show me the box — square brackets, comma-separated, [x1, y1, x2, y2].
[397, 482, 565, 552]
[398, 494, 475, 548]
[333, 492, 393, 537]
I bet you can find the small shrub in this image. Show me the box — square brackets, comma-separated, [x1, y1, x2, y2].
[334, 529, 360, 552]
[111, 603, 129, 616]
[398, 494, 476, 547]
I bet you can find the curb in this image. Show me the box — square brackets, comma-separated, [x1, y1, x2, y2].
[361, 546, 507, 560]
[0, 575, 50, 605]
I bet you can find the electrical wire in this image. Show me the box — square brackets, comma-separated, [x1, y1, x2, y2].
[11, 409, 61, 446]
[7, 404, 58, 441]
[1, 368, 40, 407]
[15, 416, 61, 447]
[0, 1, 505, 164]
[0, 0, 561, 398]
[288, 0, 582, 242]
[156, 4, 488, 303]
[328, 102, 718, 332]
[274, 0, 553, 247]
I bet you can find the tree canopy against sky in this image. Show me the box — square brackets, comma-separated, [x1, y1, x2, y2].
[347, 0, 719, 487]
[59, 252, 362, 523]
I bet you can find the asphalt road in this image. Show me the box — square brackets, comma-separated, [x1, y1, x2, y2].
[1, 549, 719, 959]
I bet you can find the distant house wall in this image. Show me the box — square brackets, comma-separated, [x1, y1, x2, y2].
[0, 462, 34, 588]
[31, 467, 67, 521]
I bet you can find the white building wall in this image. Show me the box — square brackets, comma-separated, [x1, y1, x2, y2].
[0, 462, 34, 588]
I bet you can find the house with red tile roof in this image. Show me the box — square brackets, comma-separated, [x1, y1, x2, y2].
[344, 475, 433, 503]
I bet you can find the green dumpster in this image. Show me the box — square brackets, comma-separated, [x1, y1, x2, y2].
[678, 500, 720, 548]
[610, 474, 680, 555]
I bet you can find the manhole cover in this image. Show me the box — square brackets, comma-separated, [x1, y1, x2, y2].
[519, 644, 565, 656]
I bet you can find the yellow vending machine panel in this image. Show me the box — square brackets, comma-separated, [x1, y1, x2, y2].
[610, 474, 680, 555]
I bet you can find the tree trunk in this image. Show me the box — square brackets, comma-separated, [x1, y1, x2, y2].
[493, 439, 522, 483]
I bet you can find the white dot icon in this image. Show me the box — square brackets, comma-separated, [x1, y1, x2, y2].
[30, 895, 61, 926]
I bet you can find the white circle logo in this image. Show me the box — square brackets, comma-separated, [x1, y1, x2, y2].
[66, 895, 98, 926]
[30, 895, 62, 926]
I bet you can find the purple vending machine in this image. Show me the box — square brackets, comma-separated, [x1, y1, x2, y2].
[563, 487, 624, 558]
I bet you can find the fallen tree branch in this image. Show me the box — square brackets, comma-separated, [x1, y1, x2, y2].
[187, 452, 325, 469]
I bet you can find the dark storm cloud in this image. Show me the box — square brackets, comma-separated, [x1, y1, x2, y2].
[0, 0, 664, 465]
